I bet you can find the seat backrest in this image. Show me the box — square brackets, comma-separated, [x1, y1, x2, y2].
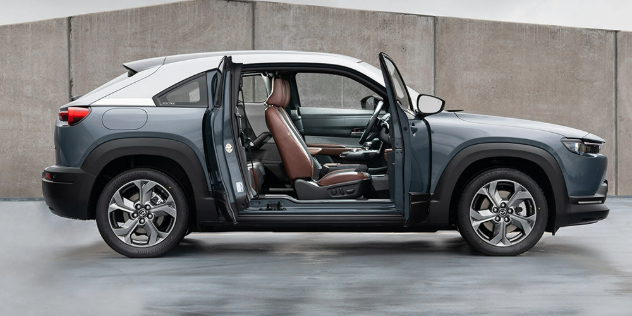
[264, 78, 314, 182]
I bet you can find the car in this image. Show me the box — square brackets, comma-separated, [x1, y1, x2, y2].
[41, 51, 609, 257]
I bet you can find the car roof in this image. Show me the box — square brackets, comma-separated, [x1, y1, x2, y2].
[124, 50, 363, 74]
[77, 50, 420, 107]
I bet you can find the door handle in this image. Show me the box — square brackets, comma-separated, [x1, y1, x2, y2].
[410, 123, 418, 134]
[350, 131, 364, 137]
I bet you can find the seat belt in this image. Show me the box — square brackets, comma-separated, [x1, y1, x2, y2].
[236, 78, 258, 197]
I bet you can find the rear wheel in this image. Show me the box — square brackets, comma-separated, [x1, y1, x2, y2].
[457, 168, 548, 256]
[96, 169, 189, 258]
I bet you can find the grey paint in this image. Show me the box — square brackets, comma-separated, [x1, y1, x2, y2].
[55, 105, 210, 187]
[2, 199, 631, 315]
[426, 112, 606, 196]
[456, 113, 593, 140]
[101, 108, 148, 130]
[409, 117, 431, 194]
[209, 68, 247, 217]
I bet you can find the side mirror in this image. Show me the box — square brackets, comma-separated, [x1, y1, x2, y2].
[361, 95, 382, 110]
[416, 94, 445, 116]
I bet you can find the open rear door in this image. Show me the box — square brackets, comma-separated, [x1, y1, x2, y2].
[204, 56, 252, 224]
[378, 53, 431, 225]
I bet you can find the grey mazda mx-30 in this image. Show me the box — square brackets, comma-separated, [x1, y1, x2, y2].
[42, 51, 608, 257]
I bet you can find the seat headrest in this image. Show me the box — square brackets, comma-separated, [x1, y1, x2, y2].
[266, 78, 291, 108]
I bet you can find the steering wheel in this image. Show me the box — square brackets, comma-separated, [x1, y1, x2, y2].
[359, 100, 385, 144]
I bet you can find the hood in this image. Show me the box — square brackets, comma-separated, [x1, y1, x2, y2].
[455, 112, 603, 141]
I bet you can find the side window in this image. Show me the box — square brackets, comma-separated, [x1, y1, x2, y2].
[155, 74, 208, 107]
[295, 73, 377, 109]
[241, 75, 269, 103]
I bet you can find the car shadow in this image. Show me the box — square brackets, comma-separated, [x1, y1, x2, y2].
[58, 232, 600, 263]
[165, 236, 477, 258]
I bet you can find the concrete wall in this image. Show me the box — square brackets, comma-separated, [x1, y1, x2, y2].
[0, 18, 69, 197]
[0, 0, 629, 196]
[435, 17, 618, 193]
[617, 32, 632, 195]
[71, 0, 253, 96]
[253, 2, 435, 95]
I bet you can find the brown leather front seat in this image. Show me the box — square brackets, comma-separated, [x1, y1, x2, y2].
[264, 78, 370, 199]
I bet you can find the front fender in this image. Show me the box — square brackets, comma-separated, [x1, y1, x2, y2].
[427, 143, 568, 231]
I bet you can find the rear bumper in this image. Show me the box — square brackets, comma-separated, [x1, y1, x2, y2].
[42, 166, 95, 220]
[558, 180, 609, 228]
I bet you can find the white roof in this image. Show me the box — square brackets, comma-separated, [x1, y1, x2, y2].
[83, 50, 410, 106]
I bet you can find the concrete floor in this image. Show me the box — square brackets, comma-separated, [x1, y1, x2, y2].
[1, 199, 631, 316]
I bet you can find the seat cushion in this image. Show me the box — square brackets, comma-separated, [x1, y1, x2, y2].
[317, 169, 369, 187]
[319, 163, 367, 179]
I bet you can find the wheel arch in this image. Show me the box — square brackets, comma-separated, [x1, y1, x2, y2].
[428, 143, 568, 233]
[82, 138, 218, 226]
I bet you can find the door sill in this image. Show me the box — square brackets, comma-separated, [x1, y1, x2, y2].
[236, 213, 404, 225]
[242, 194, 400, 221]
[254, 194, 393, 204]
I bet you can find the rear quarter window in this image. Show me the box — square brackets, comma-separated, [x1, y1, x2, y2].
[155, 74, 208, 107]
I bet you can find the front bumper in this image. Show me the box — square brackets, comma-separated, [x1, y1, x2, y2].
[558, 180, 609, 228]
[42, 166, 95, 220]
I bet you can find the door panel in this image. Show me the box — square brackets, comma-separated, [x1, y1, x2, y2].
[304, 135, 361, 148]
[203, 56, 248, 224]
[300, 107, 374, 140]
[379, 52, 431, 224]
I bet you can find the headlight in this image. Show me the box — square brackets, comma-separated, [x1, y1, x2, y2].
[561, 138, 602, 155]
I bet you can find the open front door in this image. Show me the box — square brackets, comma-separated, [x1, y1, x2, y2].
[204, 56, 252, 224]
[378, 53, 431, 225]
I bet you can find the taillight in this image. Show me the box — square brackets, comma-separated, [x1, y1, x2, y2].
[59, 107, 90, 126]
[58, 110, 68, 121]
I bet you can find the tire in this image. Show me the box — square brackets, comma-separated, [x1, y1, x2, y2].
[96, 168, 189, 258]
[457, 168, 548, 256]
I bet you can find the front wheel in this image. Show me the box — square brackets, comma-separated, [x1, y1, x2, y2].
[96, 169, 189, 258]
[457, 168, 548, 256]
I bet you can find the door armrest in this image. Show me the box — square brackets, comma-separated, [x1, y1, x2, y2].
[308, 147, 322, 156]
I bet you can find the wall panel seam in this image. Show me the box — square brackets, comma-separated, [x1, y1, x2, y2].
[433, 16, 437, 95]
[67, 16, 72, 102]
[614, 30, 619, 195]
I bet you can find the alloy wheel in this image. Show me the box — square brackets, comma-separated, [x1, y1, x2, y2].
[469, 179, 537, 247]
[107, 180, 177, 247]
